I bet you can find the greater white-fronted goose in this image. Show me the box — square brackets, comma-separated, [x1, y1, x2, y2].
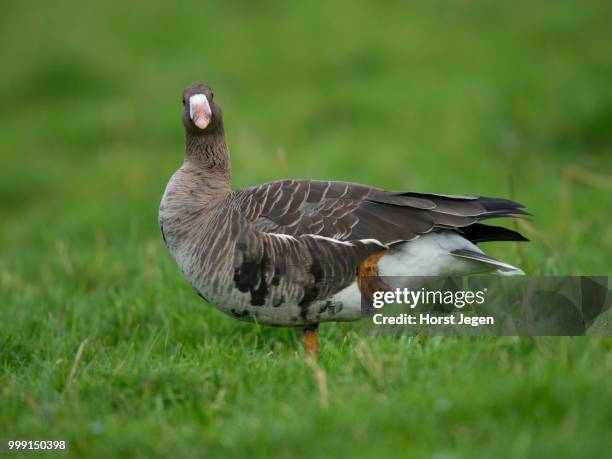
[159, 82, 528, 358]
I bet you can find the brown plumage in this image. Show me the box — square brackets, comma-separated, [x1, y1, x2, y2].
[159, 82, 529, 357]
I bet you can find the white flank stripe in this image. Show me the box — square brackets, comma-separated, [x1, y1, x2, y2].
[358, 238, 387, 248]
[307, 234, 354, 246]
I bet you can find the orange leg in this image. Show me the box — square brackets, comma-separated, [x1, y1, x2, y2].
[303, 325, 319, 361]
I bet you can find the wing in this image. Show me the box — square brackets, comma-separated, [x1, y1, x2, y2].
[232, 226, 385, 320]
[235, 179, 528, 245]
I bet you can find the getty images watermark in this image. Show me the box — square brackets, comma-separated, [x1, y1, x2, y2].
[361, 276, 610, 336]
[371, 286, 490, 327]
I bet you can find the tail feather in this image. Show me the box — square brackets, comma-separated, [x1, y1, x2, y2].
[451, 248, 524, 275]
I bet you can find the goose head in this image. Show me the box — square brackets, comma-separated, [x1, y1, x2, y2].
[181, 82, 223, 134]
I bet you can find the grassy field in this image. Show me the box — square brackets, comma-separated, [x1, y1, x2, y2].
[1, 1, 611, 457]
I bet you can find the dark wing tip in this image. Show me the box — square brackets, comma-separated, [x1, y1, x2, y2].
[476, 196, 531, 220]
[458, 223, 529, 243]
[477, 196, 526, 210]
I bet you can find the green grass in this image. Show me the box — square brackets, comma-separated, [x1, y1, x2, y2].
[1, 1, 611, 457]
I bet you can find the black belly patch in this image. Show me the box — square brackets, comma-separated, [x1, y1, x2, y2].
[319, 300, 339, 315]
[298, 258, 324, 320]
[271, 262, 285, 286]
[233, 256, 271, 306]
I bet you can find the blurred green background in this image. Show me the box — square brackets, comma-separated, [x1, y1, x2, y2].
[1, 1, 611, 458]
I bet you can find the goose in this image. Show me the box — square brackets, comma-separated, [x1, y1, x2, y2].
[159, 82, 529, 359]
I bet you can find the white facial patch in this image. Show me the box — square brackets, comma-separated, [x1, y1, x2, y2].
[189, 94, 212, 121]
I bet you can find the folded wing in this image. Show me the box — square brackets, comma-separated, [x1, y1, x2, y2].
[237, 179, 528, 245]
